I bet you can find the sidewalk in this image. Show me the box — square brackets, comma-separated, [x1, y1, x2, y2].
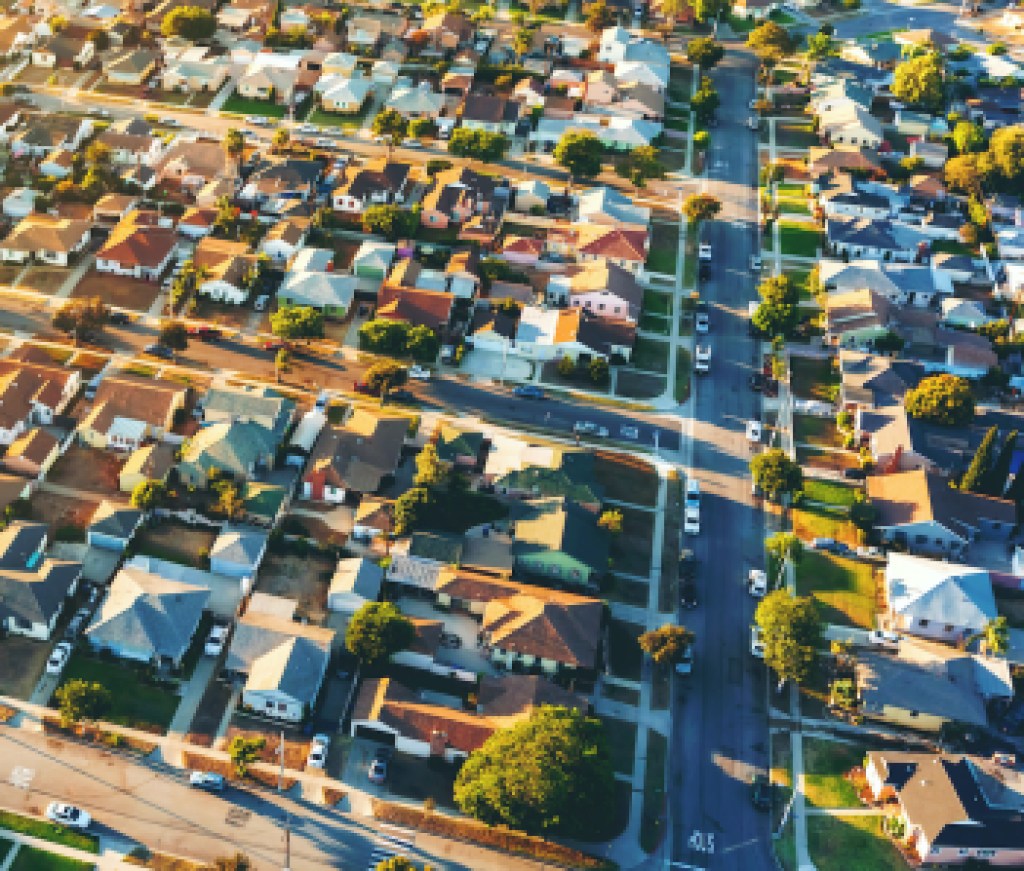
[0, 826, 137, 871]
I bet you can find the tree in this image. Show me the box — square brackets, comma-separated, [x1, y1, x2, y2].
[747, 21, 794, 65]
[891, 52, 944, 111]
[683, 193, 721, 225]
[960, 425, 999, 495]
[983, 430, 1018, 497]
[944, 154, 988, 195]
[376, 860, 429, 871]
[553, 131, 603, 179]
[130, 480, 166, 511]
[227, 735, 265, 777]
[274, 347, 290, 383]
[980, 616, 1009, 656]
[765, 532, 803, 568]
[52, 296, 109, 343]
[161, 5, 216, 40]
[453, 706, 614, 837]
[752, 298, 797, 337]
[584, 0, 617, 32]
[393, 486, 432, 535]
[660, 0, 689, 24]
[55, 680, 111, 728]
[372, 108, 408, 143]
[345, 601, 415, 665]
[953, 120, 985, 155]
[212, 479, 245, 519]
[213, 855, 252, 871]
[589, 356, 609, 385]
[272, 127, 290, 152]
[615, 146, 664, 189]
[686, 37, 724, 69]
[904, 374, 974, 427]
[407, 118, 435, 139]
[513, 27, 533, 59]
[224, 128, 245, 170]
[414, 443, 446, 487]
[638, 623, 695, 666]
[406, 324, 440, 363]
[755, 590, 821, 686]
[805, 31, 836, 60]
[989, 125, 1024, 184]
[688, 0, 729, 23]
[751, 449, 803, 500]
[158, 320, 188, 355]
[365, 359, 408, 398]
[448, 129, 508, 161]
[691, 76, 720, 124]
[359, 318, 410, 355]
[270, 305, 325, 341]
[597, 509, 623, 535]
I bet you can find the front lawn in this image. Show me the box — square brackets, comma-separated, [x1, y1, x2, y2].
[593, 452, 659, 507]
[646, 222, 680, 275]
[777, 183, 806, 197]
[640, 730, 668, 852]
[789, 356, 839, 402]
[607, 619, 643, 681]
[675, 347, 691, 403]
[779, 200, 811, 216]
[602, 716, 639, 776]
[803, 738, 866, 808]
[779, 221, 821, 257]
[802, 479, 860, 509]
[776, 122, 818, 150]
[57, 653, 180, 733]
[642, 288, 673, 316]
[795, 551, 877, 630]
[807, 815, 906, 871]
[10, 847, 94, 871]
[792, 505, 858, 546]
[221, 92, 288, 118]
[639, 313, 671, 336]
[632, 336, 670, 374]
[793, 414, 843, 448]
[0, 810, 97, 853]
[788, 268, 814, 301]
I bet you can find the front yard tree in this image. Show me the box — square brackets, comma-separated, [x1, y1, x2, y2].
[453, 706, 614, 837]
[359, 318, 409, 355]
[272, 127, 290, 152]
[959, 424, 998, 493]
[891, 52, 944, 111]
[364, 359, 408, 398]
[270, 305, 325, 341]
[615, 146, 665, 189]
[362, 204, 412, 241]
[274, 347, 290, 383]
[690, 76, 720, 124]
[213, 854, 252, 871]
[660, 0, 688, 25]
[584, 0, 617, 32]
[227, 735, 265, 777]
[688, 0, 729, 23]
[158, 319, 189, 355]
[805, 31, 836, 60]
[130, 480, 167, 511]
[372, 108, 408, 143]
[904, 374, 974, 427]
[765, 532, 803, 568]
[989, 125, 1024, 185]
[553, 131, 603, 179]
[953, 120, 986, 155]
[405, 324, 440, 364]
[755, 590, 821, 686]
[52, 296, 109, 343]
[345, 601, 415, 665]
[447, 129, 508, 161]
[683, 193, 721, 225]
[686, 37, 724, 69]
[978, 616, 1009, 656]
[375, 859, 426, 871]
[983, 429, 1018, 497]
[55, 679, 111, 728]
[161, 5, 216, 40]
[944, 154, 988, 196]
[414, 443, 446, 487]
[751, 448, 803, 500]
[224, 128, 245, 170]
[393, 486, 432, 535]
[638, 623, 695, 666]
[747, 21, 794, 66]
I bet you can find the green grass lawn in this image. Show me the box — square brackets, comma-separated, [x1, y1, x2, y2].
[807, 814, 906, 871]
[787, 268, 814, 301]
[803, 738, 866, 808]
[929, 239, 975, 257]
[675, 347, 691, 403]
[803, 480, 860, 508]
[0, 840, 12, 865]
[220, 92, 288, 118]
[779, 221, 821, 257]
[789, 356, 839, 402]
[793, 414, 843, 448]
[777, 183, 806, 197]
[639, 313, 671, 336]
[56, 654, 180, 732]
[0, 811, 98, 854]
[601, 573, 650, 607]
[642, 288, 672, 316]
[607, 619, 643, 681]
[306, 108, 363, 130]
[683, 222, 697, 287]
[632, 336, 670, 374]
[779, 200, 811, 216]
[602, 716, 639, 776]
[664, 117, 689, 133]
[795, 551, 877, 629]
[640, 730, 668, 852]
[646, 223, 680, 276]
[776, 122, 819, 150]
[10, 846, 94, 871]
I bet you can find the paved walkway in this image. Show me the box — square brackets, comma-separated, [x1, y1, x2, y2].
[55, 254, 95, 300]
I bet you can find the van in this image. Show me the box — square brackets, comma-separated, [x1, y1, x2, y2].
[85, 374, 103, 400]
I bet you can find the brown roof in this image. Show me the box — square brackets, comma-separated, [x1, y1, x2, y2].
[97, 130, 155, 155]
[575, 225, 648, 262]
[94, 193, 139, 218]
[353, 496, 393, 530]
[0, 361, 75, 429]
[82, 375, 185, 434]
[264, 217, 310, 246]
[807, 146, 883, 175]
[158, 140, 231, 180]
[193, 237, 253, 285]
[1, 215, 89, 255]
[825, 288, 892, 332]
[3, 428, 59, 467]
[343, 159, 410, 201]
[421, 166, 499, 217]
[376, 287, 454, 330]
[97, 210, 177, 269]
[180, 206, 219, 229]
[477, 674, 586, 720]
[867, 468, 1017, 530]
[304, 411, 407, 494]
[462, 93, 519, 124]
[407, 617, 444, 657]
[0, 473, 27, 511]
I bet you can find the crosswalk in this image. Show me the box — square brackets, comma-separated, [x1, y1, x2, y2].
[366, 832, 415, 870]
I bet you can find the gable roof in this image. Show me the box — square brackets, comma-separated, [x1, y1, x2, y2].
[97, 210, 176, 268]
[83, 375, 184, 433]
[495, 449, 603, 504]
[867, 469, 1017, 532]
[88, 500, 142, 541]
[304, 411, 407, 493]
[210, 526, 267, 570]
[1, 214, 89, 254]
[0, 521, 81, 629]
[376, 286, 454, 330]
[886, 552, 997, 629]
[513, 497, 609, 573]
[280, 270, 357, 309]
[180, 420, 279, 479]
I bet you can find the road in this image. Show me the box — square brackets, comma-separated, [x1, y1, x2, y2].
[670, 49, 773, 871]
[832, 0, 984, 40]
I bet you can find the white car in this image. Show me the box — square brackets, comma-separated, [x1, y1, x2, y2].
[685, 478, 700, 508]
[46, 641, 72, 675]
[694, 301, 710, 334]
[746, 420, 762, 443]
[748, 569, 768, 597]
[573, 421, 609, 438]
[683, 505, 700, 536]
[750, 254, 762, 271]
[408, 365, 431, 380]
[698, 242, 712, 260]
[749, 98, 759, 110]
[747, 116, 759, 130]
[856, 546, 883, 559]
[46, 802, 90, 828]
[189, 771, 225, 790]
[307, 736, 329, 770]
[620, 425, 640, 440]
[868, 630, 901, 650]
[750, 625, 766, 658]
[694, 344, 711, 374]
[204, 624, 229, 657]
[253, 294, 270, 312]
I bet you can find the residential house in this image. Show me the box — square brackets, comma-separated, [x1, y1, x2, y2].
[104, 48, 158, 85]
[0, 357, 80, 444]
[162, 59, 230, 94]
[499, 305, 634, 362]
[39, 148, 74, 180]
[461, 94, 520, 136]
[840, 349, 921, 409]
[376, 286, 454, 333]
[513, 497, 608, 585]
[417, 11, 472, 50]
[574, 224, 649, 275]
[941, 298, 989, 329]
[385, 81, 446, 120]
[79, 376, 187, 451]
[237, 65, 298, 106]
[530, 116, 660, 152]
[327, 557, 384, 615]
[322, 52, 358, 77]
[347, 13, 406, 52]
[884, 552, 997, 645]
[198, 385, 294, 439]
[193, 237, 256, 304]
[0, 521, 81, 640]
[490, 446, 604, 509]
[2, 188, 37, 220]
[96, 210, 177, 280]
[420, 165, 504, 229]
[351, 497, 393, 542]
[93, 194, 140, 224]
[433, 423, 486, 470]
[301, 410, 407, 502]
[209, 527, 268, 578]
[820, 258, 938, 307]
[867, 468, 1017, 556]
[224, 592, 335, 722]
[315, 73, 372, 114]
[10, 115, 91, 158]
[86, 564, 209, 666]
[0, 215, 90, 266]
[177, 207, 218, 240]
[576, 186, 650, 229]
[86, 501, 143, 552]
[278, 270, 356, 317]
[96, 129, 165, 167]
[732, 0, 779, 19]
[259, 217, 309, 263]
[807, 146, 884, 178]
[241, 158, 322, 210]
[176, 420, 279, 487]
[826, 216, 911, 261]
[332, 159, 410, 214]
[824, 288, 893, 347]
[118, 442, 176, 494]
[157, 140, 232, 191]
[2, 428, 61, 479]
[31, 34, 94, 68]
[817, 102, 884, 147]
[910, 139, 949, 170]
[546, 261, 643, 322]
[351, 240, 397, 292]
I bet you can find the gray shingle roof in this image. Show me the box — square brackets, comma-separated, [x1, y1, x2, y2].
[210, 527, 268, 571]
[89, 501, 143, 541]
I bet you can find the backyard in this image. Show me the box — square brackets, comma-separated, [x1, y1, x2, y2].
[257, 551, 336, 624]
[776, 121, 818, 150]
[802, 479, 860, 509]
[789, 356, 839, 403]
[29, 493, 97, 541]
[793, 414, 843, 448]
[0, 635, 53, 699]
[19, 267, 70, 296]
[795, 551, 877, 629]
[47, 445, 125, 495]
[132, 520, 219, 570]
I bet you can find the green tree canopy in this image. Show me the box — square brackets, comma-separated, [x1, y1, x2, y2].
[55, 679, 111, 728]
[405, 324, 440, 363]
[960, 424, 998, 493]
[683, 193, 722, 224]
[597, 508, 623, 534]
[891, 52, 944, 110]
[953, 121, 986, 155]
[345, 601, 416, 665]
[414, 443, 446, 487]
[361, 204, 418, 240]
[158, 319, 189, 353]
[130, 480, 166, 511]
[447, 128, 508, 161]
[393, 486, 432, 535]
[227, 735, 265, 777]
[553, 131, 603, 179]
[747, 21, 794, 65]
[638, 624, 695, 666]
[359, 318, 410, 355]
[584, 0, 617, 32]
[944, 153, 989, 195]
[765, 532, 803, 567]
[161, 5, 216, 39]
[688, 0, 729, 23]
[270, 305, 325, 341]
[615, 146, 665, 189]
[751, 448, 803, 500]
[371, 108, 408, 142]
[983, 429, 1018, 498]
[904, 374, 974, 427]
[453, 706, 614, 837]
[805, 31, 836, 60]
[755, 590, 820, 685]
[52, 296, 109, 342]
[364, 359, 409, 397]
[686, 37, 724, 69]
[989, 125, 1024, 185]
[691, 76, 720, 124]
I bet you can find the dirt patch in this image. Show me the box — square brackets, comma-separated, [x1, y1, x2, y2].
[19, 266, 71, 295]
[257, 552, 335, 622]
[192, 297, 263, 332]
[0, 264, 23, 284]
[29, 492, 98, 539]
[0, 635, 52, 699]
[224, 720, 311, 769]
[47, 444, 126, 495]
[133, 520, 218, 569]
[74, 268, 162, 312]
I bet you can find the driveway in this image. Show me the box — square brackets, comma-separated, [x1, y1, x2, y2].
[396, 597, 499, 676]
[51, 541, 120, 585]
[459, 348, 533, 382]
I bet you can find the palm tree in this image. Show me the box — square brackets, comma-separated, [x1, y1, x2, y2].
[224, 127, 245, 174]
[967, 616, 1009, 656]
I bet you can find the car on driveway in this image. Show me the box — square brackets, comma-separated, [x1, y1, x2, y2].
[189, 771, 225, 791]
[46, 802, 90, 828]
[573, 421, 608, 438]
[513, 385, 545, 399]
[368, 747, 391, 784]
[204, 624, 229, 656]
[46, 641, 73, 675]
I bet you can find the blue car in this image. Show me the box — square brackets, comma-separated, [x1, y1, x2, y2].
[513, 385, 545, 399]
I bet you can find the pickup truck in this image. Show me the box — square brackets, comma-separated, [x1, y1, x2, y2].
[695, 344, 711, 374]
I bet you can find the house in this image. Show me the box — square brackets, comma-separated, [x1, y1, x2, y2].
[31, 34, 94, 68]
[817, 102, 884, 147]
[93, 194, 140, 224]
[489, 445, 604, 508]
[351, 497, 393, 542]
[176, 420, 279, 487]
[352, 240, 397, 291]
[2, 428, 61, 478]
[574, 224, 648, 274]
[241, 159, 322, 209]
[820, 258, 938, 307]
[461, 94, 520, 136]
[79, 376, 187, 451]
[192, 237, 256, 304]
[322, 51, 358, 77]
[209, 527, 268, 578]
[237, 65, 298, 106]
[118, 442, 176, 494]
[332, 160, 411, 214]
[0, 358, 80, 444]
[2, 189, 38, 220]
[157, 140, 232, 190]
[301, 410, 407, 502]
[867, 468, 1017, 557]
[0, 521, 81, 640]
[732, 0, 779, 19]
[198, 385, 294, 440]
[884, 553, 997, 645]
[385, 81, 446, 120]
[162, 59, 230, 94]
[434, 423, 486, 470]
[840, 350, 921, 409]
[418, 11, 472, 50]
[327, 557, 384, 614]
[865, 750, 1024, 866]
[420, 166, 504, 229]
[86, 565, 209, 666]
[259, 217, 309, 264]
[531, 116, 660, 153]
[435, 567, 604, 672]
[826, 216, 911, 261]
[95, 210, 177, 280]
[513, 497, 608, 585]
[855, 636, 1011, 731]
[546, 261, 643, 322]
[0, 215, 90, 266]
[824, 288, 893, 347]
[86, 501, 143, 553]
[577, 186, 650, 229]
[807, 146, 884, 177]
[315, 74, 372, 114]
[910, 139, 949, 170]
[941, 298, 989, 329]
[224, 592, 334, 722]
[10, 115, 91, 158]
[176, 207, 217, 240]
[104, 48, 158, 85]
[376, 286, 454, 333]
[39, 148, 74, 180]
[278, 270, 356, 317]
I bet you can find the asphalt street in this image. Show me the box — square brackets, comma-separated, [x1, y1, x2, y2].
[832, 0, 982, 40]
[669, 50, 773, 871]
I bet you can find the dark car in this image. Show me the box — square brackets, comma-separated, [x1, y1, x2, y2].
[143, 344, 174, 360]
[749, 373, 766, 392]
[751, 774, 772, 810]
[680, 580, 697, 609]
[513, 385, 546, 399]
[698, 260, 711, 281]
[109, 311, 131, 325]
[187, 325, 221, 341]
[843, 467, 868, 481]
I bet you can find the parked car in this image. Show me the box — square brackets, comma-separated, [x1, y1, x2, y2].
[695, 301, 710, 334]
[368, 747, 390, 784]
[746, 420, 762, 443]
[307, 736, 329, 769]
[46, 802, 90, 828]
[750, 774, 772, 810]
[750, 625, 765, 658]
[573, 421, 608, 438]
[748, 569, 768, 597]
[620, 425, 640, 440]
[843, 467, 867, 481]
[143, 344, 174, 360]
[187, 325, 221, 341]
[675, 644, 694, 676]
[189, 771, 226, 791]
[513, 385, 545, 399]
[254, 294, 271, 312]
[408, 365, 431, 380]
[680, 580, 698, 609]
[46, 641, 72, 675]
[204, 624, 229, 657]
[867, 630, 901, 650]
[683, 505, 700, 536]
[65, 607, 91, 639]
[109, 311, 131, 325]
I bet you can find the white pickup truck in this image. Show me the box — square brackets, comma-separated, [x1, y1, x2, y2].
[695, 344, 711, 374]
